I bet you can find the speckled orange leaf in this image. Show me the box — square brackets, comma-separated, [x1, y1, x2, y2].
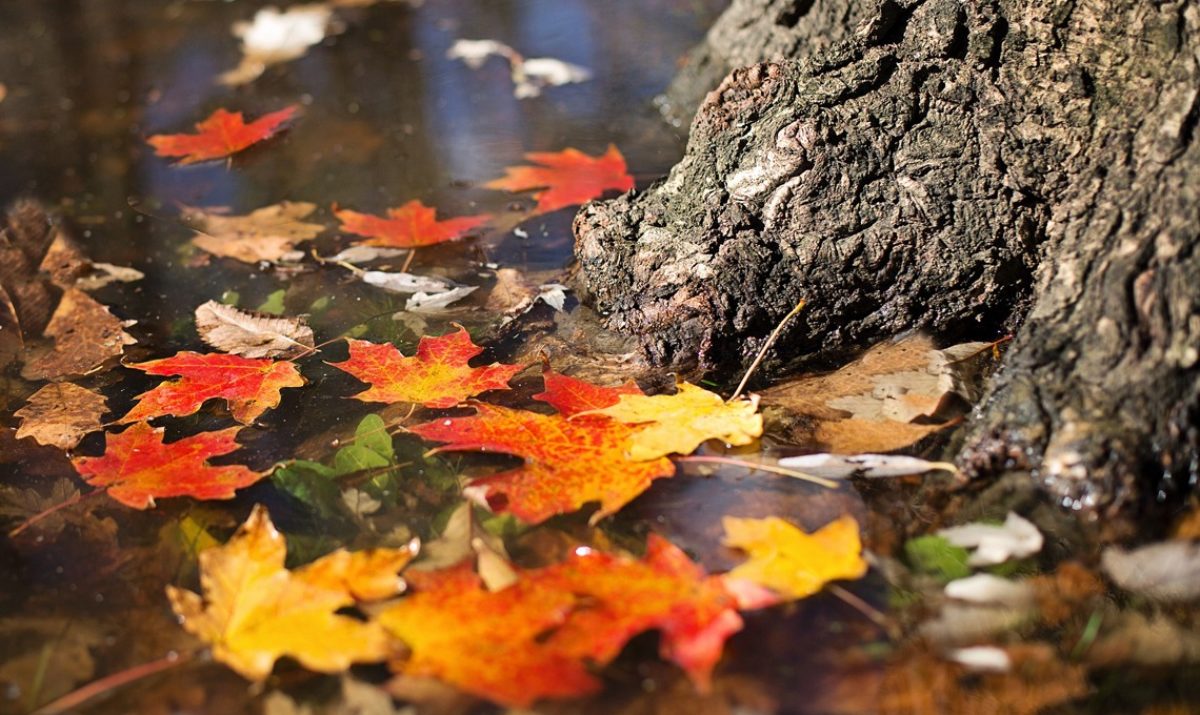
[147, 106, 297, 165]
[532, 367, 641, 417]
[722, 515, 868, 600]
[72, 422, 264, 509]
[410, 403, 675, 524]
[538, 535, 747, 691]
[329, 327, 521, 408]
[167, 505, 414, 681]
[485, 145, 634, 213]
[121, 352, 305, 425]
[335, 200, 491, 248]
[377, 563, 597, 707]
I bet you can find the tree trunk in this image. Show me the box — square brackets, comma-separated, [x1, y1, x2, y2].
[574, 0, 1200, 514]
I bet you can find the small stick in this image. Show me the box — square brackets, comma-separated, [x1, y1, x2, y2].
[31, 650, 194, 715]
[828, 584, 894, 634]
[729, 299, 806, 402]
[675, 455, 838, 489]
[8, 489, 104, 538]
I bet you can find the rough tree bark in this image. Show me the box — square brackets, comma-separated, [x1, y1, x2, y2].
[574, 0, 1200, 514]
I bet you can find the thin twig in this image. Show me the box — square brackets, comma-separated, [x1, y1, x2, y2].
[828, 584, 894, 634]
[8, 489, 104, 538]
[729, 299, 806, 402]
[675, 455, 838, 489]
[31, 650, 194, 715]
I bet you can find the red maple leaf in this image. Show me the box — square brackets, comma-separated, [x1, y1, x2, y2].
[72, 422, 264, 509]
[329, 327, 521, 408]
[147, 106, 298, 165]
[120, 352, 306, 425]
[485, 145, 634, 214]
[532, 367, 641, 417]
[335, 200, 491, 248]
[410, 402, 674, 523]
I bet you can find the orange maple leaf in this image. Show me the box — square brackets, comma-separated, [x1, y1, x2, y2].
[410, 402, 675, 524]
[329, 327, 521, 408]
[380, 536, 753, 706]
[120, 352, 305, 425]
[335, 200, 491, 248]
[72, 422, 264, 509]
[485, 145, 634, 213]
[147, 106, 297, 165]
[532, 367, 641, 417]
[377, 563, 599, 707]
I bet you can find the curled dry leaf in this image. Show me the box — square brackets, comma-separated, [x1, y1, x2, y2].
[20, 288, 137, 381]
[405, 285, 477, 313]
[721, 515, 867, 600]
[14, 382, 108, 450]
[220, 5, 335, 86]
[486, 146, 634, 214]
[589, 383, 763, 461]
[360, 270, 451, 294]
[194, 300, 315, 359]
[167, 505, 415, 681]
[147, 106, 298, 165]
[761, 334, 996, 453]
[776, 453, 958, 479]
[185, 202, 326, 264]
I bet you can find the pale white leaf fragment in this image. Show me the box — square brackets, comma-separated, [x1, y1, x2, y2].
[945, 646, 1011, 673]
[944, 574, 1034, 607]
[341, 488, 383, 516]
[330, 245, 410, 265]
[537, 283, 568, 311]
[1101, 540, 1200, 602]
[474, 537, 517, 592]
[361, 270, 451, 294]
[777, 452, 957, 479]
[194, 300, 315, 359]
[938, 512, 1043, 567]
[447, 38, 591, 99]
[75, 262, 144, 291]
[446, 39, 514, 69]
[405, 286, 477, 313]
[220, 5, 335, 86]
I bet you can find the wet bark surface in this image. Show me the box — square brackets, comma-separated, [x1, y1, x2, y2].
[574, 0, 1200, 514]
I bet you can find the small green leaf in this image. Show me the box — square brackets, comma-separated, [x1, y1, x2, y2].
[354, 413, 394, 462]
[904, 534, 971, 582]
[257, 289, 286, 315]
[272, 459, 343, 519]
[333, 444, 390, 476]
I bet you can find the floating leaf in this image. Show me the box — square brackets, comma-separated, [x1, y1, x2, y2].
[185, 202, 326, 264]
[147, 106, 298, 165]
[360, 270, 451, 294]
[167, 505, 414, 680]
[14, 382, 108, 449]
[336, 200, 490, 248]
[330, 327, 520, 408]
[938, 512, 1043, 567]
[721, 515, 867, 600]
[589, 383, 762, 460]
[194, 300, 315, 359]
[411, 403, 674, 524]
[219, 5, 334, 86]
[121, 352, 305, 425]
[20, 288, 137, 381]
[72, 422, 263, 509]
[447, 39, 591, 99]
[405, 286, 478, 313]
[485, 146, 634, 214]
[532, 367, 640, 417]
[777, 453, 958, 479]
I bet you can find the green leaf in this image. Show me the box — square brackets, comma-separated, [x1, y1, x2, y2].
[904, 534, 971, 582]
[333, 444, 391, 476]
[257, 289, 286, 315]
[272, 460, 343, 519]
[353, 413, 394, 462]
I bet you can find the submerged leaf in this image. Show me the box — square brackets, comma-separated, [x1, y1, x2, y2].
[722, 515, 867, 600]
[14, 382, 108, 449]
[20, 288, 137, 381]
[185, 202, 326, 264]
[167, 505, 414, 680]
[194, 300, 315, 359]
[72, 422, 263, 509]
[330, 327, 520, 408]
[485, 146, 634, 214]
[121, 351, 306, 425]
[147, 106, 298, 165]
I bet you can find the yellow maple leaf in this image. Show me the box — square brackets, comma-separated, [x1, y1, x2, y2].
[166, 504, 416, 680]
[589, 383, 763, 460]
[721, 515, 867, 599]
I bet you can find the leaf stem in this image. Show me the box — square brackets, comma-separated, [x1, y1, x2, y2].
[674, 455, 838, 489]
[729, 299, 806, 402]
[8, 488, 105, 538]
[30, 649, 195, 715]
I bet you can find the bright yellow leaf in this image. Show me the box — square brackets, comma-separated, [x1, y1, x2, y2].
[721, 515, 867, 599]
[166, 505, 416, 680]
[589, 383, 763, 460]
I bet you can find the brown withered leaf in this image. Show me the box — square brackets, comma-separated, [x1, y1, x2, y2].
[21, 288, 137, 381]
[38, 230, 92, 288]
[15, 382, 108, 449]
[194, 300, 315, 359]
[185, 202, 326, 264]
[762, 334, 996, 452]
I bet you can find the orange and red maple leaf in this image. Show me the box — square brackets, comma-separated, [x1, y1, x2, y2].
[532, 367, 641, 416]
[486, 145, 634, 213]
[335, 200, 491, 248]
[121, 352, 305, 425]
[329, 327, 521, 408]
[72, 422, 264, 509]
[147, 106, 298, 165]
